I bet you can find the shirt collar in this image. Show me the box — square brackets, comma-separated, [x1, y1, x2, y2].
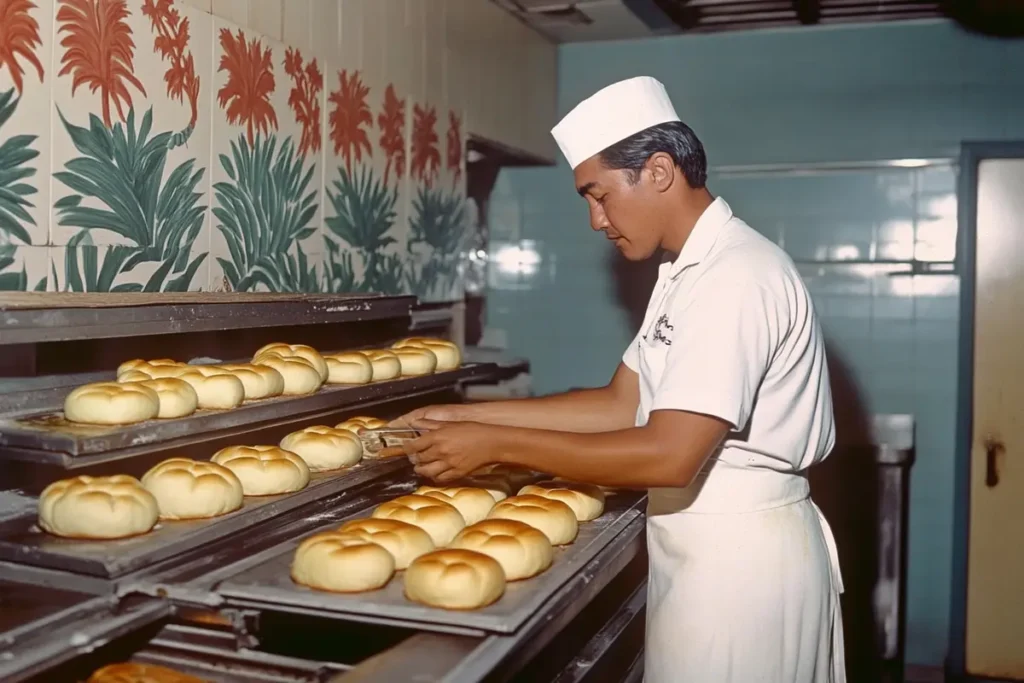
[661, 197, 733, 280]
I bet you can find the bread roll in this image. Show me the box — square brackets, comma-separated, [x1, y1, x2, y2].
[116, 376, 198, 419]
[87, 662, 206, 683]
[393, 338, 462, 372]
[476, 464, 537, 489]
[420, 476, 511, 502]
[335, 416, 388, 433]
[337, 517, 435, 569]
[361, 350, 401, 381]
[252, 354, 323, 395]
[39, 475, 159, 539]
[372, 494, 466, 546]
[211, 445, 311, 496]
[404, 549, 505, 610]
[451, 519, 554, 580]
[416, 487, 496, 525]
[291, 531, 395, 592]
[130, 365, 245, 410]
[392, 347, 437, 377]
[64, 381, 160, 425]
[487, 495, 578, 546]
[217, 363, 285, 400]
[519, 480, 605, 522]
[254, 343, 328, 382]
[116, 358, 182, 378]
[324, 352, 373, 385]
[141, 458, 244, 520]
[280, 425, 363, 471]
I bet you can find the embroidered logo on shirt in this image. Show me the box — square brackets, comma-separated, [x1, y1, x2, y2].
[645, 314, 674, 346]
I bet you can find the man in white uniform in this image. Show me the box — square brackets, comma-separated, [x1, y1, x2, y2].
[397, 77, 845, 682]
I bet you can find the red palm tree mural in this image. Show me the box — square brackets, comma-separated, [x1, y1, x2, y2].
[377, 84, 405, 186]
[283, 47, 322, 157]
[141, 0, 199, 128]
[411, 103, 440, 188]
[328, 69, 372, 175]
[446, 110, 462, 190]
[0, 0, 44, 94]
[57, 0, 146, 128]
[217, 27, 277, 146]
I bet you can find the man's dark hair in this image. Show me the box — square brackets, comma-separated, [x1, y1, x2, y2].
[598, 121, 707, 189]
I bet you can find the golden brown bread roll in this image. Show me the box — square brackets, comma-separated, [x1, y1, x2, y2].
[216, 363, 286, 400]
[372, 494, 466, 546]
[404, 549, 505, 610]
[392, 337, 462, 372]
[280, 425, 363, 471]
[63, 381, 161, 425]
[291, 531, 395, 592]
[251, 354, 323, 395]
[519, 480, 606, 521]
[115, 376, 198, 419]
[211, 445, 311, 496]
[335, 416, 388, 433]
[392, 347, 437, 377]
[451, 518, 554, 580]
[115, 358, 181, 378]
[87, 661, 207, 682]
[129, 365, 245, 410]
[324, 352, 373, 385]
[253, 343, 328, 382]
[487, 495, 579, 546]
[336, 517, 435, 569]
[360, 349, 401, 381]
[141, 458, 244, 520]
[416, 486, 497, 525]
[38, 475, 159, 539]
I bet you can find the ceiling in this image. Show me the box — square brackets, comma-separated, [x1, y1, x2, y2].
[489, 0, 1024, 42]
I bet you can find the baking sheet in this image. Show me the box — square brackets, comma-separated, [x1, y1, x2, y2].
[0, 292, 394, 309]
[0, 576, 99, 645]
[0, 364, 494, 456]
[0, 458, 408, 578]
[212, 493, 646, 635]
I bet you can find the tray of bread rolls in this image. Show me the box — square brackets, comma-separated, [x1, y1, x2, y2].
[205, 480, 645, 635]
[0, 339, 491, 456]
[0, 453, 409, 578]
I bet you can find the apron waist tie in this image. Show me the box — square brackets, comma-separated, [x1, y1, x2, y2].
[811, 500, 846, 683]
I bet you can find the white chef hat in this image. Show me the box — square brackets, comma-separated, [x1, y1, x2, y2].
[551, 76, 680, 170]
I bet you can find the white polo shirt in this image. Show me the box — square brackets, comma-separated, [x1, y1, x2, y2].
[623, 197, 835, 515]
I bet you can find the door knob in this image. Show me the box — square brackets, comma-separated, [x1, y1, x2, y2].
[984, 437, 1005, 488]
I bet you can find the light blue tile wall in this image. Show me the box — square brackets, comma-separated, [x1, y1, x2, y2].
[488, 19, 1024, 667]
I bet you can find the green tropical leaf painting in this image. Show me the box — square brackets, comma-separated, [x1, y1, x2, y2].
[0, 88, 39, 246]
[406, 185, 467, 301]
[53, 107, 208, 292]
[0, 245, 45, 291]
[213, 133, 319, 292]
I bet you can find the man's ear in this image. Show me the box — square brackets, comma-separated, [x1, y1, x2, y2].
[646, 152, 676, 193]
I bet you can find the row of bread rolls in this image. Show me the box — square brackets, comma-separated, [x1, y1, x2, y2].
[87, 662, 206, 683]
[289, 474, 606, 611]
[36, 415, 392, 539]
[62, 338, 460, 426]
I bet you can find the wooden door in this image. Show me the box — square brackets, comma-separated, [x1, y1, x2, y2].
[967, 157, 1024, 679]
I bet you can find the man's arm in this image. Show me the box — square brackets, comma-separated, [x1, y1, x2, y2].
[396, 362, 640, 433]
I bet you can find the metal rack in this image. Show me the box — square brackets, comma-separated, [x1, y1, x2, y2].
[0, 293, 644, 683]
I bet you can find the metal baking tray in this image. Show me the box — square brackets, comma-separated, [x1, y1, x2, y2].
[0, 364, 495, 456]
[0, 458, 408, 578]
[0, 292, 417, 345]
[211, 493, 646, 636]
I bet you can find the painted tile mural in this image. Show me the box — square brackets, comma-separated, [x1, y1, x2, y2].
[0, 0, 470, 299]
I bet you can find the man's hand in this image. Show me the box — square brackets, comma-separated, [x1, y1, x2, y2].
[389, 404, 467, 429]
[403, 419, 508, 482]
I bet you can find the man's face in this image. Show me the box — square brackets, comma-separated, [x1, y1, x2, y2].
[573, 156, 663, 261]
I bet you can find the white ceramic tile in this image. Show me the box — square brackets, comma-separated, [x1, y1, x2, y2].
[248, 0, 283, 41]
[0, 0, 52, 246]
[0, 245, 49, 291]
[211, 0, 246, 25]
[314, 0, 342, 66]
[208, 18, 324, 292]
[281, 0, 312, 54]
[181, 0, 211, 12]
[49, 0, 213, 293]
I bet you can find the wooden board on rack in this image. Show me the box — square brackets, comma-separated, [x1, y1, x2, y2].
[0, 292, 391, 310]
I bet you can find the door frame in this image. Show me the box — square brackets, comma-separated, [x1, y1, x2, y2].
[950, 141, 1024, 680]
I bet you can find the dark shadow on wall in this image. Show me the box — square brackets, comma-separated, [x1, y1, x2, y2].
[810, 343, 881, 683]
[607, 247, 660, 336]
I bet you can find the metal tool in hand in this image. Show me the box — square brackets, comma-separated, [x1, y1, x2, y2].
[357, 428, 422, 458]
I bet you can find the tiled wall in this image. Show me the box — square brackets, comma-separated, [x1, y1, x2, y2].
[0, 0, 556, 299]
[489, 20, 1024, 666]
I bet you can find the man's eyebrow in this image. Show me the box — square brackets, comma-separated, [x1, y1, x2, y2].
[577, 182, 597, 197]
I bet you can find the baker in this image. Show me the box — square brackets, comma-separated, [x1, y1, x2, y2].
[396, 76, 845, 683]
